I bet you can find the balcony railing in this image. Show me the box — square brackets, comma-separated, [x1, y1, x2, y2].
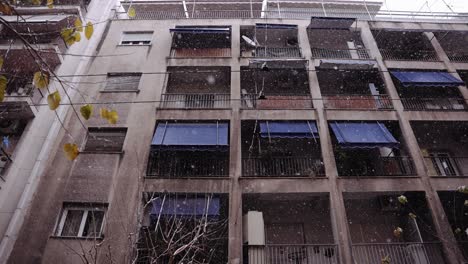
[159, 93, 231, 109]
[242, 156, 325, 177]
[445, 52, 468, 63]
[5, 83, 43, 104]
[323, 94, 393, 110]
[244, 244, 339, 264]
[380, 49, 439, 61]
[0, 148, 12, 179]
[169, 48, 231, 58]
[337, 156, 415, 177]
[401, 98, 466, 111]
[352, 242, 446, 264]
[146, 152, 229, 178]
[252, 47, 302, 58]
[424, 156, 468, 177]
[241, 94, 313, 109]
[311, 47, 370, 59]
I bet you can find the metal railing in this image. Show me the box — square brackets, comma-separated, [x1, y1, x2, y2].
[159, 93, 231, 109]
[337, 156, 415, 177]
[169, 48, 231, 57]
[311, 47, 370, 59]
[146, 152, 229, 178]
[401, 98, 466, 111]
[423, 156, 468, 177]
[446, 52, 468, 63]
[242, 156, 325, 177]
[245, 244, 339, 264]
[352, 242, 446, 264]
[0, 148, 12, 179]
[379, 49, 439, 61]
[253, 47, 302, 58]
[241, 93, 313, 109]
[5, 83, 43, 104]
[323, 94, 393, 110]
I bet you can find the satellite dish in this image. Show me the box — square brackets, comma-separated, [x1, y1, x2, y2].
[242, 35, 256, 47]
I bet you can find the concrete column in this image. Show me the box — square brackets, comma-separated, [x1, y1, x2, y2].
[361, 23, 465, 264]
[300, 24, 354, 264]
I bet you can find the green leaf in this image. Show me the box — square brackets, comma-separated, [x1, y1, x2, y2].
[107, 110, 118, 124]
[0, 75, 7, 91]
[80, 104, 93, 120]
[47, 91, 61, 110]
[33, 71, 49, 89]
[74, 17, 83, 32]
[63, 143, 79, 161]
[128, 7, 136, 18]
[0, 56, 3, 69]
[85, 21, 93, 40]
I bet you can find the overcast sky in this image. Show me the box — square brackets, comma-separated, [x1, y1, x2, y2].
[381, 0, 468, 12]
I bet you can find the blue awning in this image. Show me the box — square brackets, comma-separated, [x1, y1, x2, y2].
[390, 71, 464, 87]
[260, 121, 319, 138]
[169, 27, 231, 34]
[256, 23, 297, 29]
[151, 197, 220, 217]
[330, 122, 399, 149]
[151, 123, 229, 151]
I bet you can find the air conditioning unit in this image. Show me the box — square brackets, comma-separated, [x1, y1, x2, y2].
[378, 195, 400, 212]
[0, 120, 21, 135]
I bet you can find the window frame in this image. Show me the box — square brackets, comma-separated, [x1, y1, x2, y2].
[101, 72, 142, 93]
[82, 127, 128, 153]
[119, 31, 154, 46]
[55, 204, 107, 238]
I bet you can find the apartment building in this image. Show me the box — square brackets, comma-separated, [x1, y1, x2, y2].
[4, 0, 468, 263]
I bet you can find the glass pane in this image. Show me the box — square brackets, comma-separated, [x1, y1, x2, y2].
[82, 211, 104, 237]
[60, 210, 84, 237]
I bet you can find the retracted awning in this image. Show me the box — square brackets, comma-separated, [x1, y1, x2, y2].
[319, 59, 377, 70]
[169, 27, 231, 34]
[308, 17, 356, 29]
[151, 197, 220, 216]
[330, 122, 399, 149]
[151, 123, 229, 151]
[260, 121, 319, 138]
[390, 71, 464, 87]
[256, 23, 298, 29]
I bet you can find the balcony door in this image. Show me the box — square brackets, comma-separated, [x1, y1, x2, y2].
[429, 152, 460, 176]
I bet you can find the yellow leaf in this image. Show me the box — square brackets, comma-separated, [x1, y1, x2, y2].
[80, 104, 93, 120]
[0, 75, 7, 91]
[74, 17, 83, 32]
[100, 108, 109, 119]
[0, 3, 13, 15]
[47, 0, 53, 8]
[84, 21, 93, 40]
[107, 110, 118, 124]
[47, 91, 61, 110]
[128, 7, 136, 18]
[63, 143, 79, 161]
[0, 56, 3, 69]
[32, 0, 41, 5]
[0, 88, 4, 102]
[61, 28, 76, 46]
[73, 32, 81, 42]
[33, 71, 49, 89]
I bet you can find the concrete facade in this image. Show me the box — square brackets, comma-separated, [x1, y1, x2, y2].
[4, 2, 468, 264]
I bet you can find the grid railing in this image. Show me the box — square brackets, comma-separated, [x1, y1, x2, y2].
[0, 148, 12, 178]
[401, 97, 466, 111]
[338, 156, 415, 177]
[245, 244, 339, 264]
[146, 152, 229, 178]
[311, 47, 370, 59]
[241, 93, 313, 109]
[323, 94, 393, 110]
[159, 93, 231, 109]
[242, 156, 325, 177]
[379, 49, 439, 61]
[445, 52, 468, 63]
[424, 156, 468, 177]
[253, 47, 302, 58]
[169, 48, 231, 57]
[352, 242, 446, 264]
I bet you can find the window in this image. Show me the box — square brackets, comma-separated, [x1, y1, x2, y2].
[104, 73, 141, 92]
[120, 31, 153, 45]
[55, 204, 106, 238]
[84, 127, 127, 152]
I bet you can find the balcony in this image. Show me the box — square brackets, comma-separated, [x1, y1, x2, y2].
[434, 31, 468, 63]
[168, 26, 231, 58]
[372, 30, 439, 61]
[352, 242, 446, 264]
[0, 148, 12, 179]
[241, 24, 301, 58]
[323, 94, 393, 110]
[160, 66, 230, 109]
[4, 78, 43, 105]
[424, 156, 468, 177]
[241, 121, 323, 178]
[311, 47, 370, 59]
[243, 193, 337, 264]
[345, 192, 447, 264]
[401, 97, 466, 111]
[241, 61, 313, 110]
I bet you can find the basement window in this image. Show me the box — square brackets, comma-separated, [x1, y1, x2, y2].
[84, 127, 127, 152]
[55, 204, 106, 238]
[120, 31, 153, 45]
[104, 73, 142, 92]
